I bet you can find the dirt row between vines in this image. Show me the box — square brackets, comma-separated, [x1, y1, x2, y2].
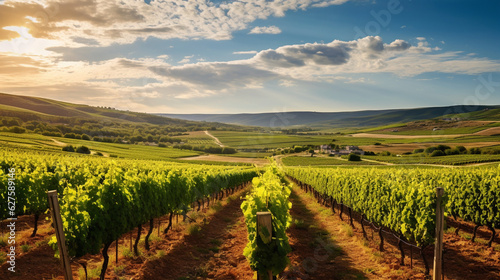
[0, 186, 254, 280]
[290, 183, 500, 280]
[2, 183, 499, 280]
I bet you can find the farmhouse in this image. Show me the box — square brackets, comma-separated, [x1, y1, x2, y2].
[320, 145, 365, 155]
[330, 145, 365, 155]
[320, 144, 332, 152]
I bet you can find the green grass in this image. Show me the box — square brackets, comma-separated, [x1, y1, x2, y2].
[186, 224, 202, 235]
[357, 123, 407, 133]
[155, 250, 166, 259]
[282, 156, 382, 166]
[78, 265, 101, 280]
[20, 244, 31, 253]
[121, 248, 134, 258]
[113, 265, 126, 276]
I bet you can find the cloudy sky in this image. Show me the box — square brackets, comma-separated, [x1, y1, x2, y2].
[0, 0, 499, 114]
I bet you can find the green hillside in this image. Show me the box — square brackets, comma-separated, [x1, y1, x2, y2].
[309, 105, 500, 128]
[443, 107, 500, 121]
[160, 105, 500, 128]
[0, 92, 249, 156]
[0, 92, 241, 128]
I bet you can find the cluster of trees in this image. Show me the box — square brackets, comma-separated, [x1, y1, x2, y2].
[373, 144, 500, 157]
[62, 145, 92, 154]
[413, 145, 499, 156]
[0, 115, 228, 142]
[0, 116, 199, 145]
[347, 153, 361, 161]
[173, 144, 237, 154]
[275, 145, 315, 155]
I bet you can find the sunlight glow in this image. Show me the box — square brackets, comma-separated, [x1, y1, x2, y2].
[3, 26, 33, 39]
[0, 26, 59, 56]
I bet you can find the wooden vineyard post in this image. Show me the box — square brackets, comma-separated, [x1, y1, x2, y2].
[433, 188, 444, 280]
[130, 231, 133, 252]
[257, 212, 273, 280]
[116, 239, 118, 265]
[47, 190, 74, 280]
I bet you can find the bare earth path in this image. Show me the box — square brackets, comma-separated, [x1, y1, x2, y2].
[137, 190, 254, 280]
[205, 130, 225, 147]
[284, 188, 374, 279]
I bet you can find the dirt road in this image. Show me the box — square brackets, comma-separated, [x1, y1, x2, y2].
[205, 130, 225, 147]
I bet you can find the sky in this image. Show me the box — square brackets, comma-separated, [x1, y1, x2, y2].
[0, 0, 499, 114]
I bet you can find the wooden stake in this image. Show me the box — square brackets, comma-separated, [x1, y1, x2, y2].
[116, 239, 118, 265]
[257, 212, 272, 280]
[129, 231, 132, 252]
[47, 190, 73, 280]
[433, 187, 444, 280]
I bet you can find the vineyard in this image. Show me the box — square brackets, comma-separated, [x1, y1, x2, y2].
[364, 154, 500, 166]
[0, 149, 257, 279]
[1, 148, 500, 279]
[286, 166, 500, 247]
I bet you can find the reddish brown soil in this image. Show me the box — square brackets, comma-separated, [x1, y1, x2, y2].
[283, 189, 373, 279]
[1, 184, 499, 280]
[290, 184, 500, 280]
[136, 191, 254, 280]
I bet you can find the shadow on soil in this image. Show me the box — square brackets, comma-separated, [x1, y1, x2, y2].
[138, 191, 249, 280]
[283, 189, 368, 280]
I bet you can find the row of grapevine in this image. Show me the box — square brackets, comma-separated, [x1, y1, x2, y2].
[0, 149, 258, 278]
[286, 166, 500, 247]
[241, 163, 292, 277]
[444, 167, 500, 242]
[0, 150, 178, 231]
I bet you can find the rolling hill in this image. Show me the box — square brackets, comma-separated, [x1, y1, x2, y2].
[160, 105, 500, 128]
[0, 92, 239, 129]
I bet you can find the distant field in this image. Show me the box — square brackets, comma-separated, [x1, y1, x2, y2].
[282, 156, 382, 166]
[180, 154, 269, 166]
[172, 131, 217, 145]
[210, 130, 500, 151]
[364, 121, 500, 136]
[210, 131, 335, 149]
[360, 142, 500, 154]
[365, 154, 500, 166]
[224, 151, 274, 158]
[0, 132, 201, 160]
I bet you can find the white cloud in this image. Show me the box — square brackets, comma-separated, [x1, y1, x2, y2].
[413, 41, 441, 53]
[416, 37, 426, 41]
[400, 25, 406, 29]
[2, 36, 500, 106]
[178, 55, 194, 64]
[312, 0, 350, 8]
[0, 0, 352, 48]
[249, 26, 282, 34]
[233, 50, 258, 55]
